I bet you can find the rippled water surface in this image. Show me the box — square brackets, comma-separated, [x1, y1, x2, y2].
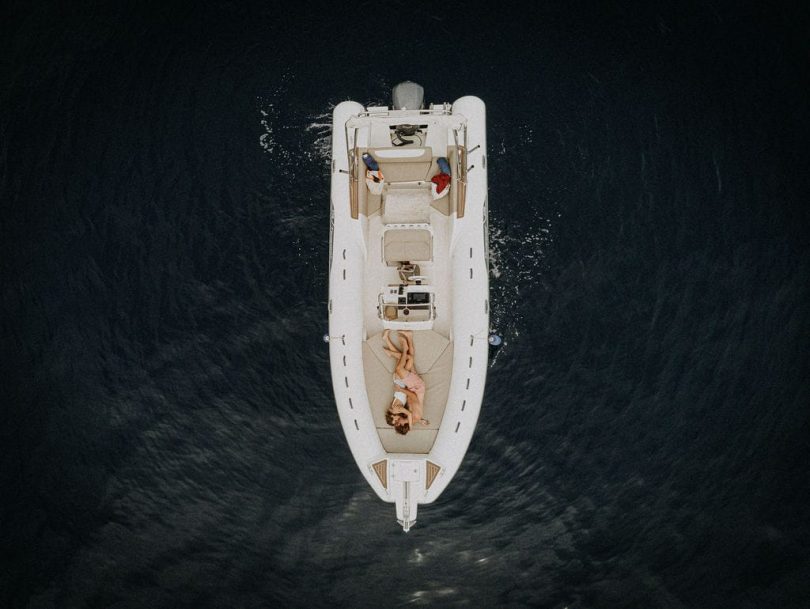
[3, 3, 809, 608]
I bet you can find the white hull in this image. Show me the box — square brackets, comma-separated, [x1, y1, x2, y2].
[328, 90, 489, 530]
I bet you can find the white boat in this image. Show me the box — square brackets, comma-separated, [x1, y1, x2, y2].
[328, 82, 489, 531]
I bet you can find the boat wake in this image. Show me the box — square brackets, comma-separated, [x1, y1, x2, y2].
[256, 84, 335, 177]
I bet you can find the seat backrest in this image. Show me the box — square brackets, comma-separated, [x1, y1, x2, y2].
[368, 147, 433, 183]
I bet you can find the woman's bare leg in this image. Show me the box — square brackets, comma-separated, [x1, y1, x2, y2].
[395, 348, 410, 379]
[400, 331, 415, 359]
[383, 331, 403, 359]
[383, 329, 402, 354]
[397, 332, 416, 371]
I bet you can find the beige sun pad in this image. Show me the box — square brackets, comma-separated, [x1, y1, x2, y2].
[363, 330, 454, 454]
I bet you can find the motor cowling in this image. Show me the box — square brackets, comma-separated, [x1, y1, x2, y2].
[392, 81, 424, 110]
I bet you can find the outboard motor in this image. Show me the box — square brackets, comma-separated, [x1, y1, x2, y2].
[392, 81, 424, 110]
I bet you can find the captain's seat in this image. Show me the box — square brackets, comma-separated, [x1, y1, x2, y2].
[398, 263, 421, 283]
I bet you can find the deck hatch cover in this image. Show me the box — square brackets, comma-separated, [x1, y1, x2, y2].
[372, 460, 388, 489]
[426, 461, 441, 490]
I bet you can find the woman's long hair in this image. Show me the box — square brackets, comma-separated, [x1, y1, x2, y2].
[386, 399, 411, 435]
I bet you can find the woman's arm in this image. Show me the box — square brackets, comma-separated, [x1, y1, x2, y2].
[402, 389, 428, 424]
[393, 403, 413, 426]
[402, 388, 418, 403]
[391, 402, 412, 425]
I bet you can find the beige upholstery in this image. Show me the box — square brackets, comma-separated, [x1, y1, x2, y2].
[359, 148, 453, 217]
[382, 188, 432, 224]
[383, 229, 432, 265]
[366, 330, 450, 373]
[376, 428, 438, 453]
[368, 192, 382, 216]
[367, 147, 433, 183]
[363, 330, 454, 454]
[431, 188, 452, 216]
[371, 147, 433, 162]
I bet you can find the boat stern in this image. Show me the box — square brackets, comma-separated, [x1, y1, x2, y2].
[389, 459, 421, 532]
[369, 457, 443, 532]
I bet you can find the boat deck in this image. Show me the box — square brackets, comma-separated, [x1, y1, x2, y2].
[362, 205, 453, 337]
[360, 156, 455, 453]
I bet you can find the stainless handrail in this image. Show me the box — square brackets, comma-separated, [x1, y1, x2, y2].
[344, 124, 360, 218]
[354, 105, 452, 119]
[342, 106, 464, 218]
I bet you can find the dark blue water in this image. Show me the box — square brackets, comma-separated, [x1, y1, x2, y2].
[3, 3, 809, 608]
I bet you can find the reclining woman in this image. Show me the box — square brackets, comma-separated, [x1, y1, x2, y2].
[383, 329, 429, 435]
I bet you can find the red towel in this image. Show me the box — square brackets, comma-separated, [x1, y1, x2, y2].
[431, 172, 451, 194]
